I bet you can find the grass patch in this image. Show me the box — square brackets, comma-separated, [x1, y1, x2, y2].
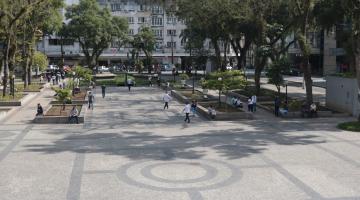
[15, 83, 43, 92]
[337, 121, 360, 132]
[0, 93, 24, 101]
[179, 90, 204, 100]
[45, 105, 82, 116]
[95, 74, 148, 87]
[199, 102, 242, 113]
[235, 86, 286, 99]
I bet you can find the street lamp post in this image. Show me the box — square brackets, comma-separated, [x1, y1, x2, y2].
[72, 71, 75, 96]
[11, 75, 15, 99]
[218, 77, 223, 106]
[284, 80, 288, 104]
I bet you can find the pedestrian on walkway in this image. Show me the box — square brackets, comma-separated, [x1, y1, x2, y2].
[127, 78, 133, 91]
[148, 76, 153, 87]
[36, 103, 43, 116]
[191, 100, 197, 116]
[274, 96, 281, 117]
[88, 91, 95, 109]
[101, 85, 106, 98]
[251, 94, 257, 112]
[247, 97, 253, 112]
[208, 105, 216, 119]
[163, 92, 172, 109]
[183, 101, 191, 123]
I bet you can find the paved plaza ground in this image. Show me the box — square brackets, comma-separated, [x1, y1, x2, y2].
[0, 87, 360, 200]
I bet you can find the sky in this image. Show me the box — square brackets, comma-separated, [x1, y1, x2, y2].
[65, 0, 79, 5]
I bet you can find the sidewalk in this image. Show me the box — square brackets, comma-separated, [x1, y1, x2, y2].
[1, 84, 55, 125]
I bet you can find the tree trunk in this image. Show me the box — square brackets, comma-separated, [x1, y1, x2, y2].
[212, 39, 222, 71]
[230, 40, 241, 69]
[2, 37, 10, 96]
[302, 58, 313, 104]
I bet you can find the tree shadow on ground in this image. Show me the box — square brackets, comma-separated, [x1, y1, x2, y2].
[24, 125, 325, 161]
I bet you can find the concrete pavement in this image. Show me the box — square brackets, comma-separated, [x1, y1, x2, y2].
[0, 87, 359, 200]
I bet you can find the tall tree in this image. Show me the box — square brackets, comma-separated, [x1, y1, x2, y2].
[132, 26, 156, 70]
[288, 0, 318, 104]
[65, 0, 128, 71]
[0, 0, 49, 96]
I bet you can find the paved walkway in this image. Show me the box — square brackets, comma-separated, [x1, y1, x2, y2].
[0, 87, 359, 200]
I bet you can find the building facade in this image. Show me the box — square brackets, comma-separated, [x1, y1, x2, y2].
[37, 0, 343, 76]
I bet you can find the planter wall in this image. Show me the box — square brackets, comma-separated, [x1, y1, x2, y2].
[326, 76, 359, 116]
[33, 104, 85, 124]
[196, 104, 254, 121]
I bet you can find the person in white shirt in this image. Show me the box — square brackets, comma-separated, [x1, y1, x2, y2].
[163, 92, 172, 109]
[127, 79, 133, 91]
[251, 94, 257, 112]
[247, 97, 253, 112]
[208, 105, 216, 119]
[183, 102, 191, 123]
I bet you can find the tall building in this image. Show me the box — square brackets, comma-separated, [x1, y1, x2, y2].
[36, 0, 343, 76]
[37, 0, 191, 67]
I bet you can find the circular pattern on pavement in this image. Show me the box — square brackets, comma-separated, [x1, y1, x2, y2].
[117, 159, 240, 192]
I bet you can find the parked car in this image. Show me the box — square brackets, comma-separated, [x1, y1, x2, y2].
[98, 66, 109, 73]
[161, 64, 172, 71]
[283, 68, 302, 76]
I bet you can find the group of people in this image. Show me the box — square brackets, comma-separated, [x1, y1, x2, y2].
[163, 91, 216, 123]
[231, 97, 243, 108]
[36, 103, 80, 124]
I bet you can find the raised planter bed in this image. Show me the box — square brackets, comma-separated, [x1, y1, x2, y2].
[0, 93, 30, 107]
[171, 89, 216, 103]
[197, 101, 254, 121]
[258, 102, 349, 118]
[171, 89, 253, 120]
[33, 104, 85, 124]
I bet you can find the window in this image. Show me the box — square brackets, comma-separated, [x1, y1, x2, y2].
[155, 41, 163, 49]
[167, 17, 176, 25]
[138, 17, 146, 24]
[167, 30, 176, 36]
[139, 4, 146, 11]
[167, 42, 176, 48]
[128, 17, 134, 24]
[49, 39, 74, 46]
[152, 17, 163, 26]
[128, 29, 134, 35]
[110, 3, 122, 12]
[152, 6, 163, 14]
[152, 29, 163, 38]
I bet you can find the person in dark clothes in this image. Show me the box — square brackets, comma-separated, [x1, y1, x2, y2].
[36, 103, 43, 116]
[101, 85, 106, 98]
[274, 96, 281, 117]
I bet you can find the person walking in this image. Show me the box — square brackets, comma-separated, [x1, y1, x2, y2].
[191, 100, 197, 116]
[101, 85, 106, 98]
[148, 76, 153, 87]
[127, 78, 133, 91]
[247, 97, 253, 112]
[274, 96, 281, 117]
[88, 91, 95, 109]
[163, 92, 172, 109]
[251, 94, 257, 112]
[183, 101, 191, 123]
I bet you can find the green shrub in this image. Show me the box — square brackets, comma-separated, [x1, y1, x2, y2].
[338, 121, 360, 132]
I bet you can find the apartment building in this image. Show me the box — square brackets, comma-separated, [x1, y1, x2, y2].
[36, 0, 341, 75]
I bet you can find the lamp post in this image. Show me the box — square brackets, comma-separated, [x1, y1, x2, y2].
[11, 75, 15, 99]
[284, 80, 288, 104]
[218, 77, 223, 106]
[72, 71, 75, 96]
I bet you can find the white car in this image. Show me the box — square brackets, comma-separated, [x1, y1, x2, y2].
[98, 66, 109, 73]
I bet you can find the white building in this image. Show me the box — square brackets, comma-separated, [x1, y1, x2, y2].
[37, 0, 196, 67]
